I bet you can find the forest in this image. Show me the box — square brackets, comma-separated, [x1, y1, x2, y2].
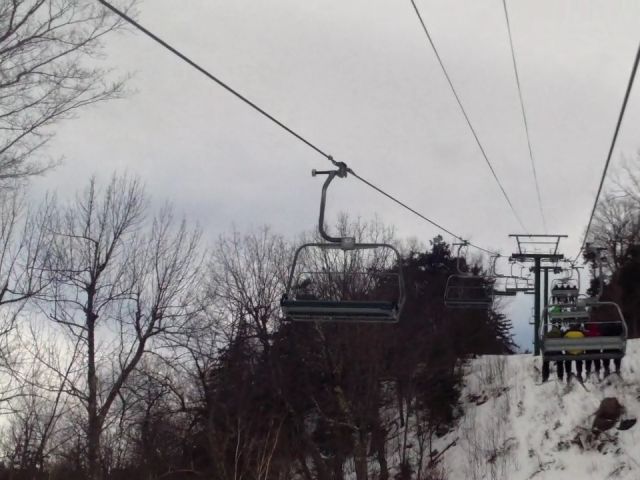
[0, 174, 515, 480]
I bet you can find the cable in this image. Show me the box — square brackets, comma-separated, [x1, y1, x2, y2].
[96, 0, 338, 167]
[409, 0, 528, 233]
[97, 0, 499, 256]
[502, 0, 547, 233]
[349, 170, 497, 255]
[576, 40, 640, 260]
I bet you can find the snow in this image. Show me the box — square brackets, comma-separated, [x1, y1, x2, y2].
[436, 339, 640, 480]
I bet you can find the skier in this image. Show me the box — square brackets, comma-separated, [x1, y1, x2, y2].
[583, 321, 602, 376]
[545, 322, 564, 380]
[563, 323, 585, 381]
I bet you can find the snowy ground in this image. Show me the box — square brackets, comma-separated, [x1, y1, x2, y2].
[437, 339, 640, 480]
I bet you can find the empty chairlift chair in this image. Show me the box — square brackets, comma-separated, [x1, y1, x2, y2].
[503, 262, 533, 294]
[489, 255, 516, 297]
[493, 287, 517, 297]
[505, 276, 533, 294]
[444, 243, 494, 308]
[280, 164, 405, 323]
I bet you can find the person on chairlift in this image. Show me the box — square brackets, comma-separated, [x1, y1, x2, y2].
[602, 318, 623, 376]
[583, 321, 602, 376]
[545, 322, 565, 380]
[563, 323, 585, 380]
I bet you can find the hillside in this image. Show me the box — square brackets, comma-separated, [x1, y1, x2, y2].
[435, 339, 640, 480]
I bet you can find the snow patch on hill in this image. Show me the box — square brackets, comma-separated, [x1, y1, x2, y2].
[436, 339, 640, 480]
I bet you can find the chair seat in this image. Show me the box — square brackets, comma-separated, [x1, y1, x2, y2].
[445, 299, 492, 308]
[281, 299, 398, 322]
[551, 290, 578, 298]
[548, 310, 589, 320]
[494, 290, 517, 297]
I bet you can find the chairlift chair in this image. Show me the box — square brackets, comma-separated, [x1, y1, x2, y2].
[504, 275, 532, 293]
[281, 164, 405, 323]
[444, 243, 494, 308]
[541, 250, 627, 362]
[540, 301, 627, 362]
[489, 254, 502, 278]
[550, 277, 579, 302]
[489, 255, 515, 296]
[490, 271, 515, 297]
[500, 261, 532, 294]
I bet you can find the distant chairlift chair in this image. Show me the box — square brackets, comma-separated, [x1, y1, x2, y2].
[504, 262, 533, 294]
[444, 243, 494, 308]
[489, 255, 516, 297]
[505, 276, 533, 294]
[550, 276, 579, 304]
[280, 163, 405, 323]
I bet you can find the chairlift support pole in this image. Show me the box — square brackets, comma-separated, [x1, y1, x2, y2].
[529, 263, 562, 353]
[543, 268, 549, 333]
[534, 258, 541, 354]
[509, 234, 567, 355]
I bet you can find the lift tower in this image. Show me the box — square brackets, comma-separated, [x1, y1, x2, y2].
[509, 234, 567, 355]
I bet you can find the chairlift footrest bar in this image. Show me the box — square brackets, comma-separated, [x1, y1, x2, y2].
[543, 352, 625, 362]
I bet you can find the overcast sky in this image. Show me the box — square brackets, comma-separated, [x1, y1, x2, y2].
[30, 0, 640, 350]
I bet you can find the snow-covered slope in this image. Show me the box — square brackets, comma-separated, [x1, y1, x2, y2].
[437, 339, 640, 480]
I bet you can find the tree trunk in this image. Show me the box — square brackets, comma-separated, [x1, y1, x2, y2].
[331, 454, 345, 480]
[87, 314, 101, 480]
[376, 435, 389, 480]
[353, 432, 368, 480]
[304, 433, 332, 480]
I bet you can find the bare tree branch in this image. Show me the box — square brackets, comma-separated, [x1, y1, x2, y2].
[0, 0, 136, 186]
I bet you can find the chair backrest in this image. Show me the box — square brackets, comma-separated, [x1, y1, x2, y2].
[445, 274, 493, 308]
[282, 242, 405, 323]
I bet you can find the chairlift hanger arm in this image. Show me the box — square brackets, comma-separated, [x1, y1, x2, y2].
[453, 241, 470, 274]
[313, 163, 353, 245]
[489, 254, 502, 277]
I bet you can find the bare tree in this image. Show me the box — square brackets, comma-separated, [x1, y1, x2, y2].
[587, 159, 640, 274]
[0, 321, 83, 479]
[615, 156, 640, 206]
[280, 216, 400, 480]
[40, 175, 203, 480]
[0, 189, 55, 416]
[0, 0, 134, 184]
[209, 226, 291, 353]
[590, 193, 640, 273]
[0, 188, 54, 306]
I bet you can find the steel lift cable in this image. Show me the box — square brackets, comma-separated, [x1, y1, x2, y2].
[97, 0, 499, 256]
[576, 40, 640, 261]
[502, 0, 548, 233]
[409, 0, 528, 233]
